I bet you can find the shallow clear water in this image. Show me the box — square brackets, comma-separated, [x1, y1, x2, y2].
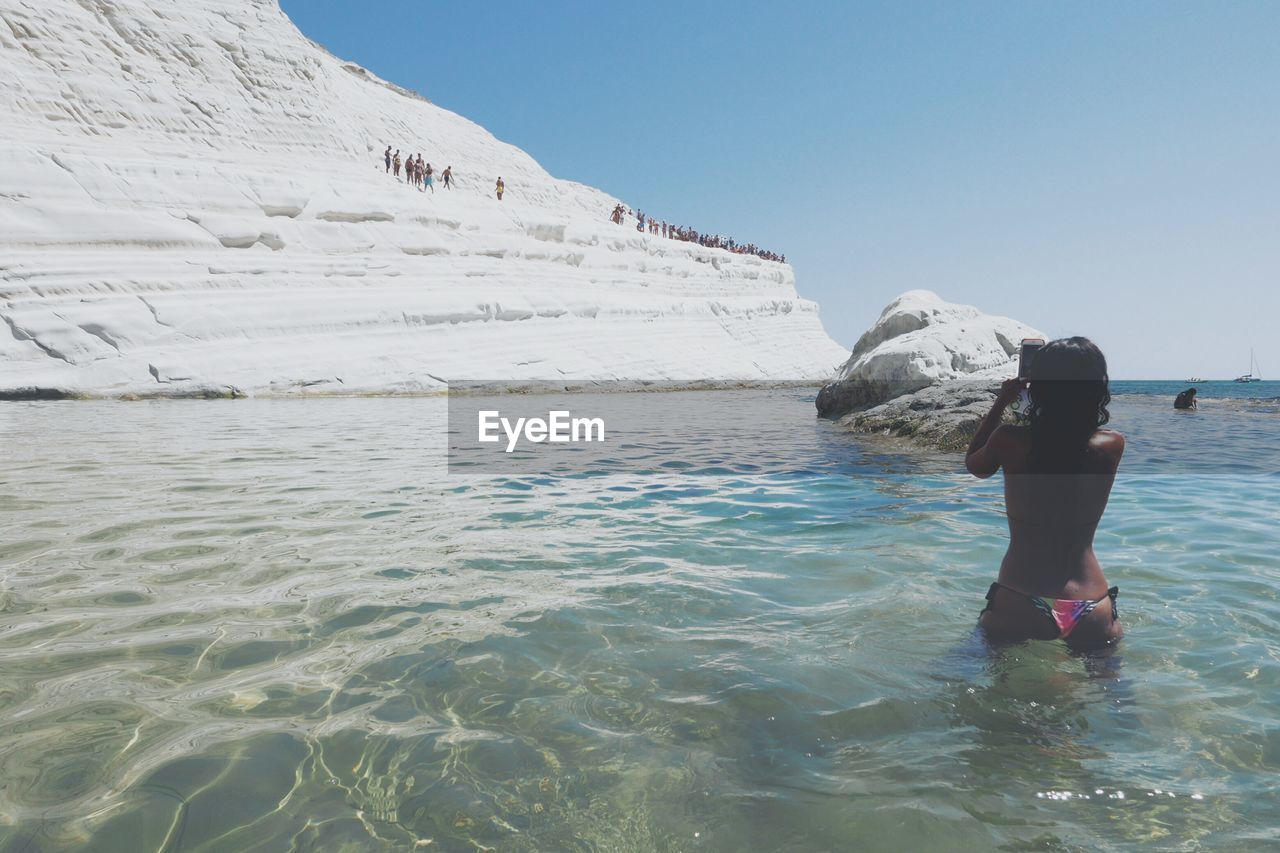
[1, 390, 1277, 851]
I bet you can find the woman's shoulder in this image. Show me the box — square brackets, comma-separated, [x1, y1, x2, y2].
[1091, 428, 1126, 459]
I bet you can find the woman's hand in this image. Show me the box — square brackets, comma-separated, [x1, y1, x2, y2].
[995, 377, 1028, 408]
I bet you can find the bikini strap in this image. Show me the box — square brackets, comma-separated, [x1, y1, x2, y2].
[981, 582, 1001, 616]
[992, 581, 1038, 604]
[984, 581, 1051, 613]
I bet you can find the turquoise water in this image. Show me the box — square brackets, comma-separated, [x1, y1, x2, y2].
[1, 388, 1277, 851]
[1112, 379, 1277, 395]
[1111, 379, 1280, 410]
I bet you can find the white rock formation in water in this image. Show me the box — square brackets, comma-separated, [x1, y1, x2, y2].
[0, 0, 845, 398]
[816, 290, 1045, 418]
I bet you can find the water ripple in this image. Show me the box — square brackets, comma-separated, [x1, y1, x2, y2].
[0, 394, 1276, 851]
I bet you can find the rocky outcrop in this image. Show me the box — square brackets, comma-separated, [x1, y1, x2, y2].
[837, 381, 1006, 451]
[817, 290, 1043, 417]
[818, 291, 1045, 448]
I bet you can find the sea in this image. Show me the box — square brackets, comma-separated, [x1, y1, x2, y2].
[1, 381, 1277, 851]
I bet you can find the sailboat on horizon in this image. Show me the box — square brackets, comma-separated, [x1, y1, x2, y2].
[1234, 349, 1263, 383]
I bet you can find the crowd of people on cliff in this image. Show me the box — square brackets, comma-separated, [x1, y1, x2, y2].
[386, 147, 454, 194]
[385, 147, 508, 200]
[611, 204, 785, 263]
[379, 147, 776, 252]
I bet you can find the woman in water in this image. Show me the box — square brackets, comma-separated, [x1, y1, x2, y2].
[965, 337, 1124, 646]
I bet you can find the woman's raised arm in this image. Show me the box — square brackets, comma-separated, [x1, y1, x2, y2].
[965, 378, 1026, 479]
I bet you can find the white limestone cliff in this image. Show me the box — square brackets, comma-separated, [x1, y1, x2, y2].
[0, 0, 845, 397]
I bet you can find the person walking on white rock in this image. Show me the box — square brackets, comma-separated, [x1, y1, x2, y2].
[495, 177, 505, 201]
[393, 150, 402, 178]
[424, 163, 435, 194]
[442, 166, 453, 189]
[384, 145, 392, 173]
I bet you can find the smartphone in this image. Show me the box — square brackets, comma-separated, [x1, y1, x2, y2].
[1011, 338, 1045, 422]
[1018, 338, 1045, 379]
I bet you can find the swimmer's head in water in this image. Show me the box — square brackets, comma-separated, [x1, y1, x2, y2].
[1025, 337, 1112, 473]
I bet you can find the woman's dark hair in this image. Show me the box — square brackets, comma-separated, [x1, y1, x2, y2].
[1025, 337, 1111, 473]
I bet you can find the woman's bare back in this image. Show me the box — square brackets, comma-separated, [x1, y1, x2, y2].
[998, 426, 1123, 599]
[966, 404, 1125, 644]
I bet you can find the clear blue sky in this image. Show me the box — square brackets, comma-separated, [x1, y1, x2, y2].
[281, 0, 1278, 379]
